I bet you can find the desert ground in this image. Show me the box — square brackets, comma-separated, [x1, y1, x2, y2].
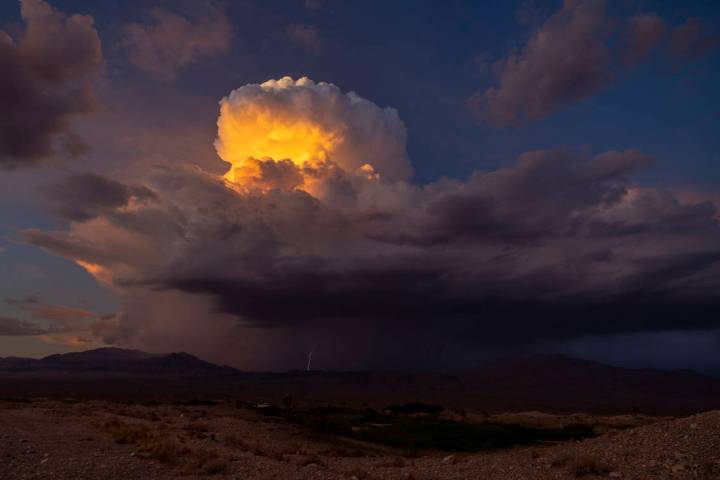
[1, 397, 718, 480]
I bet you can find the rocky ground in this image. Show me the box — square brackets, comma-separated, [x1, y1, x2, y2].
[1, 399, 718, 479]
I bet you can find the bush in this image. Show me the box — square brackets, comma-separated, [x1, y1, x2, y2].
[202, 458, 228, 475]
[99, 419, 150, 444]
[570, 454, 611, 477]
[301, 454, 325, 467]
[98, 418, 185, 464]
[385, 403, 444, 415]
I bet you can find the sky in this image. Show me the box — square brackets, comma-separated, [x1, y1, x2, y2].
[0, 0, 719, 372]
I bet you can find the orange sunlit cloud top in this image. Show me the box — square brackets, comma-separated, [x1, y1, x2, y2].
[215, 89, 347, 187]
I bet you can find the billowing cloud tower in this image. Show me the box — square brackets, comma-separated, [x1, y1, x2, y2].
[215, 76, 413, 185]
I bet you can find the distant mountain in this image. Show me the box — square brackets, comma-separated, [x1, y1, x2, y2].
[225, 354, 720, 415]
[1, 350, 719, 415]
[0, 348, 238, 377]
[459, 354, 720, 415]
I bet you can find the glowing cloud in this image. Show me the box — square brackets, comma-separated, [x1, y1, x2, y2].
[215, 76, 413, 185]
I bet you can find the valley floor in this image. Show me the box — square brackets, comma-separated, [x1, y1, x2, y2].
[0, 400, 718, 479]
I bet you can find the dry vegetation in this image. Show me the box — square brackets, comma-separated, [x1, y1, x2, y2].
[97, 417, 225, 471]
[1, 398, 719, 479]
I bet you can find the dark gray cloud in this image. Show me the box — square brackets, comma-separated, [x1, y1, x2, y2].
[0, 316, 54, 336]
[1, 296, 104, 346]
[6, 295, 95, 324]
[400, 149, 653, 244]
[43, 173, 155, 222]
[470, 2, 718, 127]
[470, 0, 612, 127]
[23, 146, 720, 369]
[0, 0, 103, 169]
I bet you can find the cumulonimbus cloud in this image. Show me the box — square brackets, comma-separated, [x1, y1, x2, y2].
[25, 77, 720, 370]
[0, 0, 103, 168]
[215, 77, 413, 182]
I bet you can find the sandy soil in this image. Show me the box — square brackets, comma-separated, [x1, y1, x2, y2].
[1, 400, 718, 479]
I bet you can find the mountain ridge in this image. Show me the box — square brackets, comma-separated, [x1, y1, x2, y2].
[0, 347, 238, 376]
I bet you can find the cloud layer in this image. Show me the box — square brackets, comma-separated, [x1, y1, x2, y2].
[471, 0, 718, 126]
[24, 78, 720, 368]
[0, 0, 103, 168]
[1, 296, 100, 345]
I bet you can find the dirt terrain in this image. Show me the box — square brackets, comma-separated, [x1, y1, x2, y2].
[1, 399, 718, 480]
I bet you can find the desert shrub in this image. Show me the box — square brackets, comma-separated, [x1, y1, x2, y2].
[385, 403, 444, 415]
[570, 453, 611, 477]
[379, 456, 406, 468]
[250, 443, 282, 461]
[551, 452, 573, 467]
[562, 423, 598, 440]
[177, 399, 220, 407]
[699, 460, 718, 477]
[343, 468, 373, 479]
[301, 454, 325, 467]
[223, 433, 249, 450]
[98, 418, 185, 464]
[120, 407, 161, 422]
[202, 458, 228, 475]
[320, 447, 365, 457]
[99, 419, 150, 444]
[140, 437, 184, 464]
[184, 421, 210, 433]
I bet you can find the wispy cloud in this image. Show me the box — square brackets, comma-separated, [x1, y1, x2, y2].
[120, 3, 232, 82]
[286, 24, 323, 54]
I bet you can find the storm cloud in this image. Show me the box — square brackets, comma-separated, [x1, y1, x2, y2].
[23, 78, 720, 369]
[0, 0, 103, 168]
[23, 77, 720, 370]
[43, 173, 155, 222]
